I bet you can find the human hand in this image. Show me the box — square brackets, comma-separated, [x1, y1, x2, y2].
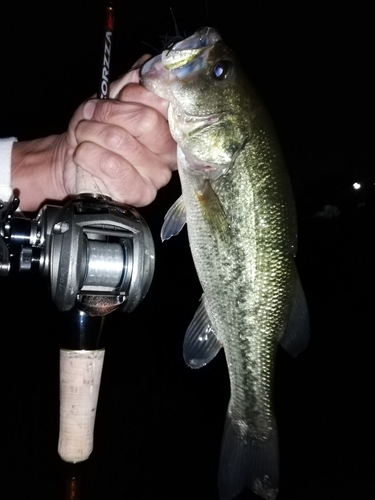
[63, 55, 177, 206]
[11, 56, 176, 212]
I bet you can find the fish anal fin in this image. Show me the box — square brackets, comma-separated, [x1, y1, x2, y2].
[161, 195, 186, 241]
[218, 413, 279, 500]
[183, 295, 222, 369]
[280, 271, 310, 357]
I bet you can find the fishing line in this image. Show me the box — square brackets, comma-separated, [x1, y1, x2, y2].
[141, 8, 186, 55]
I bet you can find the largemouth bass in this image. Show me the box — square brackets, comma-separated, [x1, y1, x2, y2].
[140, 27, 309, 500]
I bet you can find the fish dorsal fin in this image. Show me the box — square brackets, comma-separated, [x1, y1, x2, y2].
[280, 271, 310, 357]
[183, 295, 223, 369]
[161, 195, 186, 241]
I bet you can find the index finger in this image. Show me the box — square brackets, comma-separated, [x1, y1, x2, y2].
[117, 82, 170, 120]
[85, 99, 174, 158]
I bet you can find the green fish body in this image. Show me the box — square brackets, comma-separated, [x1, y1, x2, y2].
[141, 27, 309, 500]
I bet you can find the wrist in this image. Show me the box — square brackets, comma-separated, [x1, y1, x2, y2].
[11, 134, 69, 212]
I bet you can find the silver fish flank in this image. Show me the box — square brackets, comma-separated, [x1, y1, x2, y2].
[141, 27, 309, 500]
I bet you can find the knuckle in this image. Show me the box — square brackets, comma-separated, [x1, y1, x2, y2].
[162, 167, 173, 186]
[136, 107, 160, 135]
[95, 99, 116, 122]
[100, 125, 127, 151]
[154, 166, 172, 190]
[99, 150, 122, 179]
[117, 82, 140, 101]
[138, 183, 157, 206]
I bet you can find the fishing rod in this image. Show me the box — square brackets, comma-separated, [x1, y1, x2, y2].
[58, 1, 117, 468]
[1, 2, 155, 497]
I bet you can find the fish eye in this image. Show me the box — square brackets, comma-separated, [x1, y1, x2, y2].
[212, 60, 232, 80]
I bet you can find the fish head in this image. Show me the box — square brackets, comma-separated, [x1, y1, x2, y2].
[140, 27, 254, 179]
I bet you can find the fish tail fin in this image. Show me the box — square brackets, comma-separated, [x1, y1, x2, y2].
[218, 412, 279, 500]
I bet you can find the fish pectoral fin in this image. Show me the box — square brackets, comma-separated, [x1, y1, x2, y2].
[161, 195, 186, 241]
[219, 412, 279, 500]
[183, 295, 222, 369]
[196, 180, 230, 242]
[280, 271, 310, 357]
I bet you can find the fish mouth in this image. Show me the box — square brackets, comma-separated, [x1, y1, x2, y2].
[140, 54, 165, 83]
[140, 27, 221, 79]
[168, 26, 221, 52]
[162, 27, 221, 71]
[139, 27, 221, 86]
[176, 109, 222, 123]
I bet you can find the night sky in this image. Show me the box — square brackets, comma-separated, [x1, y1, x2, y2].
[0, 1, 373, 499]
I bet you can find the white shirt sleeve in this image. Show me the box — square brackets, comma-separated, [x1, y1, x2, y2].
[0, 137, 18, 201]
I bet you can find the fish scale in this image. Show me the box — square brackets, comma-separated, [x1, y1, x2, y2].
[141, 26, 309, 500]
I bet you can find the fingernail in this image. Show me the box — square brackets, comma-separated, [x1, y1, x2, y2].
[83, 99, 96, 119]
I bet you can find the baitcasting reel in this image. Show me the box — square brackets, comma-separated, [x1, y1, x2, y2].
[0, 195, 155, 316]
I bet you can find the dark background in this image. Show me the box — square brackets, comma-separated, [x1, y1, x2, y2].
[0, 1, 373, 499]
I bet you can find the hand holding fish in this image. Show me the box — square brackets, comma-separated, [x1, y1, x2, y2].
[11, 55, 176, 212]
